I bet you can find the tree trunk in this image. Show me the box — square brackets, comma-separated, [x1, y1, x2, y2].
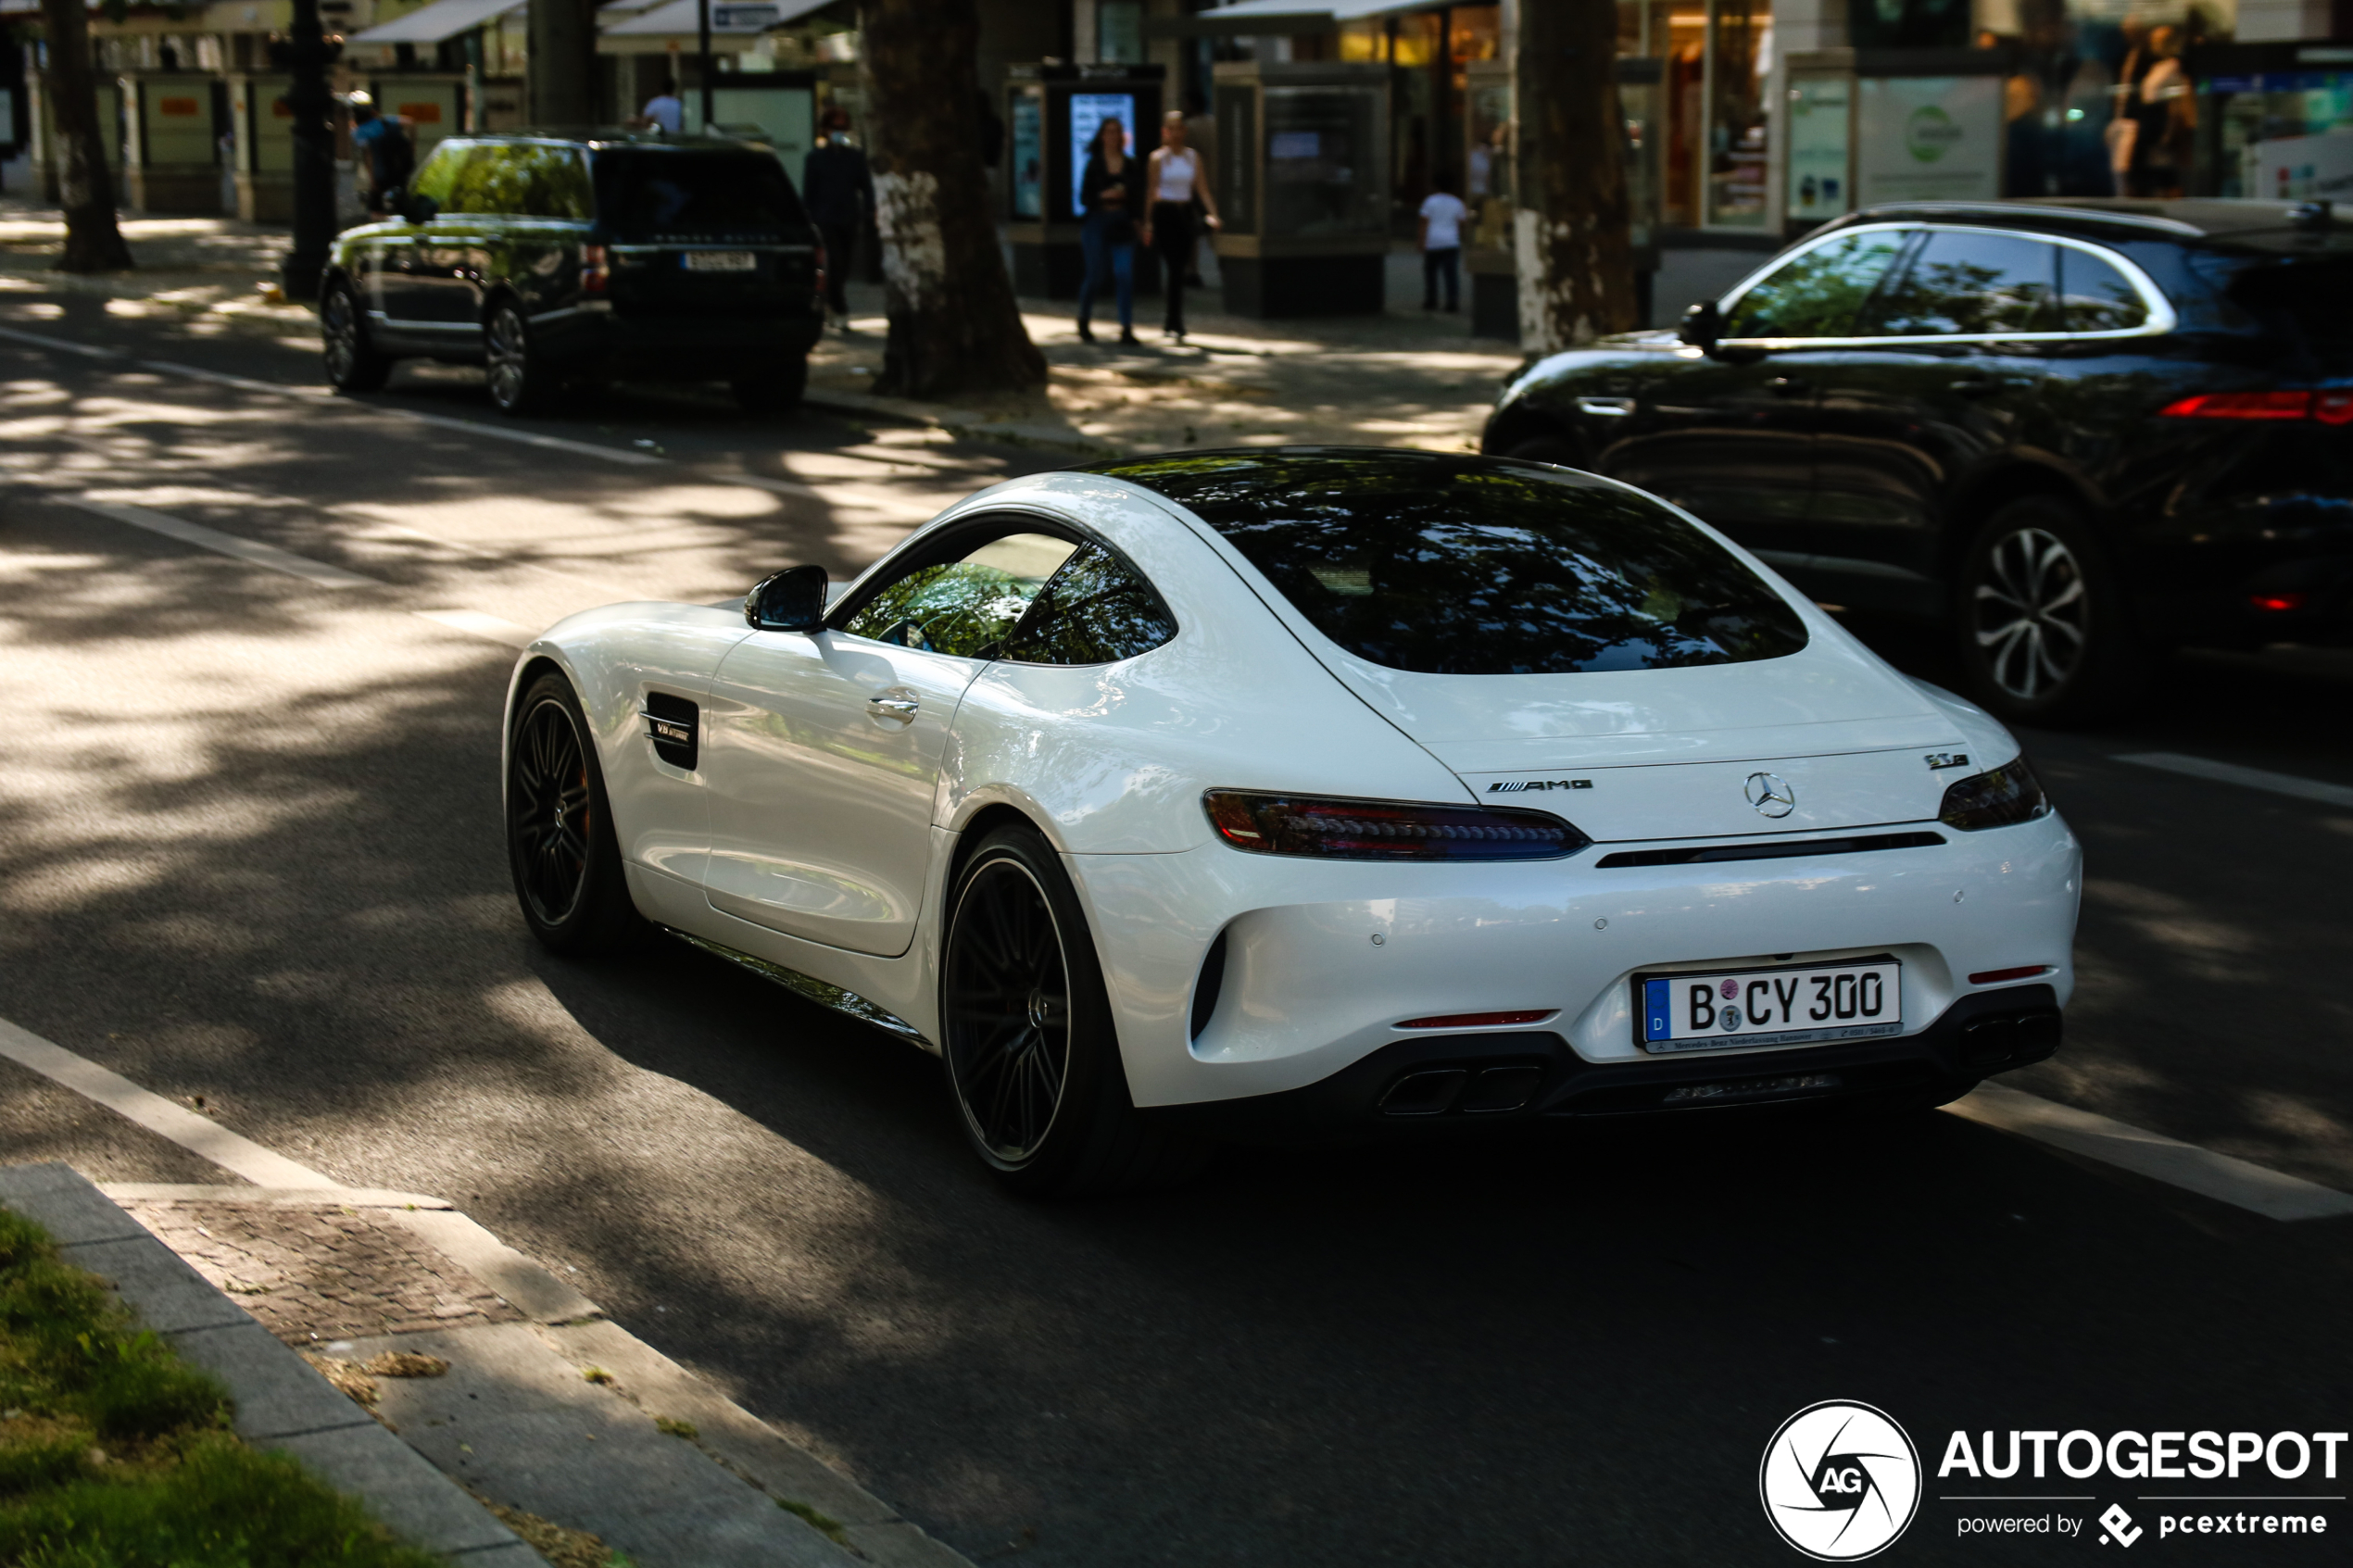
[1513, 1, 1636, 351]
[858, 0, 1044, 399]
[39, 0, 132, 272]
[528, 0, 602, 127]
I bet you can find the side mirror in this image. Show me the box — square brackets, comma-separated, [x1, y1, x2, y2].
[397, 191, 438, 224]
[1678, 299, 1724, 357]
[745, 565, 828, 632]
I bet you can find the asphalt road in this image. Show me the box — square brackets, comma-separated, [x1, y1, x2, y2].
[2, 295, 2347, 1568]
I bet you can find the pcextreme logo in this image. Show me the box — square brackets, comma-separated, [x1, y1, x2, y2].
[1761, 1400, 1923, 1561]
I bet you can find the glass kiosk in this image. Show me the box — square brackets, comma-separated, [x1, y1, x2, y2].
[1463, 58, 1661, 342]
[1003, 62, 1164, 300]
[1211, 60, 1388, 319]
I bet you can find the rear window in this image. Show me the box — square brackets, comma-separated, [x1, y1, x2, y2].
[1091, 451, 1809, 676]
[2187, 251, 2353, 373]
[591, 150, 807, 241]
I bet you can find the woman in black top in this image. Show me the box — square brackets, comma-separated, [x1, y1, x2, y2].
[1076, 118, 1142, 345]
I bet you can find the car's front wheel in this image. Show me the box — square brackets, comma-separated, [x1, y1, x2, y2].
[1955, 495, 2146, 727]
[484, 302, 548, 416]
[321, 280, 391, 393]
[940, 824, 1208, 1197]
[506, 672, 639, 955]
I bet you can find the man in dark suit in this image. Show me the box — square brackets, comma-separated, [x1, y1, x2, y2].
[801, 107, 874, 329]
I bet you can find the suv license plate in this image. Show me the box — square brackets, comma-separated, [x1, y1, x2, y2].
[1636, 960, 1901, 1054]
[685, 251, 757, 272]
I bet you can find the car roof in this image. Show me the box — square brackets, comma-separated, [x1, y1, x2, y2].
[1830, 197, 2352, 252]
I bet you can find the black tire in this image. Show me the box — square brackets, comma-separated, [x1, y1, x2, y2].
[1954, 495, 2147, 728]
[939, 824, 1211, 1198]
[321, 279, 392, 393]
[732, 356, 809, 415]
[484, 300, 548, 416]
[506, 673, 640, 956]
[1504, 433, 1586, 469]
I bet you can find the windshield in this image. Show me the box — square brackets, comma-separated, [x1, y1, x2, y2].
[1091, 451, 1809, 676]
[591, 150, 807, 240]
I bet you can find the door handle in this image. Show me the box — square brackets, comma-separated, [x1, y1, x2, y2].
[866, 690, 920, 722]
[1766, 376, 1808, 396]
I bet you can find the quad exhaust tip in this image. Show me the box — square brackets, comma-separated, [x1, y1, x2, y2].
[1379, 1063, 1544, 1117]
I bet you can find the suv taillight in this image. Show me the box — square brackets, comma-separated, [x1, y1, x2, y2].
[2159, 389, 2353, 424]
[581, 244, 610, 296]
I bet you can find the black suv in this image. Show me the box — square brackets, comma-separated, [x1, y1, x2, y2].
[321, 132, 824, 416]
[1483, 199, 2353, 724]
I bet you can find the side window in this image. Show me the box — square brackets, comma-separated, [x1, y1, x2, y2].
[443, 145, 517, 215]
[1722, 229, 1911, 339]
[998, 542, 1178, 666]
[840, 531, 1080, 659]
[1865, 230, 2060, 336]
[2057, 246, 2148, 332]
[409, 143, 468, 208]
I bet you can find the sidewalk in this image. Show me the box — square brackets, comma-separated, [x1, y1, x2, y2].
[0, 197, 1762, 459]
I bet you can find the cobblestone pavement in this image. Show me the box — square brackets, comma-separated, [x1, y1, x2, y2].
[121, 1198, 524, 1345]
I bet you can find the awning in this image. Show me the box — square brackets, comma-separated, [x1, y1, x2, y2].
[1151, 0, 1441, 32]
[348, 0, 524, 45]
[602, 0, 833, 36]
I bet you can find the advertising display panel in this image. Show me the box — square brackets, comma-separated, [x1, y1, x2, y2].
[1010, 92, 1041, 219]
[1066, 91, 1135, 219]
[1856, 73, 2002, 206]
[1785, 75, 1853, 222]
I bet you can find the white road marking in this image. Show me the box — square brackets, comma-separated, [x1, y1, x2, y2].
[2113, 750, 2353, 812]
[413, 608, 538, 647]
[140, 359, 669, 469]
[0, 324, 124, 359]
[1945, 1081, 2353, 1222]
[0, 1014, 336, 1188]
[67, 495, 379, 588]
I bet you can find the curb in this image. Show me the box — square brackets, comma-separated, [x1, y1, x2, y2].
[0, 1162, 537, 1565]
[802, 384, 1128, 461]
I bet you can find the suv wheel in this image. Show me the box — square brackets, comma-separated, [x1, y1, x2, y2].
[1955, 495, 2145, 727]
[484, 302, 547, 416]
[321, 280, 391, 393]
[732, 356, 809, 415]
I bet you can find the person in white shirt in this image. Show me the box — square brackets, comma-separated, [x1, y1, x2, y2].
[642, 79, 684, 134]
[1418, 175, 1467, 312]
[1143, 110, 1220, 342]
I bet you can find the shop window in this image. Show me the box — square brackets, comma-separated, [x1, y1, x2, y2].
[1706, 0, 1770, 227]
[1097, 2, 1143, 66]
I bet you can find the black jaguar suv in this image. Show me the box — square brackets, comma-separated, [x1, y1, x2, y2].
[1482, 199, 2353, 725]
[321, 132, 824, 417]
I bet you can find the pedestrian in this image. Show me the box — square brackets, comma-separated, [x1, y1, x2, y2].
[642, 78, 684, 135]
[1076, 117, 1141, 346]
[1419, 173, 1466, 313]
[346, 92, 413, 217]
[1142, 109, 1218, 343]
[2120, 25, 2191, 197]
[801, 107, 873, 329]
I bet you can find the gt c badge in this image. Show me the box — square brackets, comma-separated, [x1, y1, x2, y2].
[1745, 772, 1797, 818]
[1924, 752, 1970, 771]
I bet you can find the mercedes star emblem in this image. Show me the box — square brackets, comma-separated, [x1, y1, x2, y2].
[1745, 771, 1797, 818]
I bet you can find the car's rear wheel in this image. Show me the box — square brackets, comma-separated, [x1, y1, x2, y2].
[484, 302, 548, 416]
[1955, 495, 2145, 728]
[940, 824, 1209, 1197]
[321, 280, 391, 393]
[506, 672, 639, 955]
[732, 356, 808, 415]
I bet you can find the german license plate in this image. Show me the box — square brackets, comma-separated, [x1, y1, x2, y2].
[685, 250, 757, 271]
[1636, 959, 1901, 1054]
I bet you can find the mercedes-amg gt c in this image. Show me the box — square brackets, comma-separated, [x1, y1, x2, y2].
[503, 449, 2080, 1194]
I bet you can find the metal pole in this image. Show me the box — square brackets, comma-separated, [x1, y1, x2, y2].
[280, 0, 335, 300]
[697, 0, 713, 133]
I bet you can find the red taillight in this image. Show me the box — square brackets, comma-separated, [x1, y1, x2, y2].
[1396, 1010, 1556, 1029]
[1968, 964, 2052, 985]
[2250, 591, 2309, 613]
[1202, 789, 1589, 861]
[581, 243, 609, 296]
[812, 237, 827, 307]
[2158, 389, 2353, 423]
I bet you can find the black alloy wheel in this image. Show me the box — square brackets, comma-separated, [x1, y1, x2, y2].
[940, 825, 1210, 1197]
[321, 281, 391, 393]
[484, 302, 545, 416]
[505, 673, 639, 954]
[1956, 495, 2146, 727]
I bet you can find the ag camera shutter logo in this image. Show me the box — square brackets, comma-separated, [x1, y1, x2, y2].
[1761, 1400, 1922, 1560]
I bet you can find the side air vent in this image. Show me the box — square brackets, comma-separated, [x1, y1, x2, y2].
[642, 691, 698, 771]
[1190, 930, 1229, 1041]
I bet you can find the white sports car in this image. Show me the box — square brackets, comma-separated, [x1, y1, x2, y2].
[504, 449, 2080, 1194]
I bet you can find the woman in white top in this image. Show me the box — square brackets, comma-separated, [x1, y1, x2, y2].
[1143, 110, 1221, 343]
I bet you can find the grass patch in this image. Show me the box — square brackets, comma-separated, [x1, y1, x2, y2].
[0, 1206, 441, 1567]
[776, 1498, 849, 1544]
[651, 1416, 697, 1441]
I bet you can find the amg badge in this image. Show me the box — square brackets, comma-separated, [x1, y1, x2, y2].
[1487, 779, 1593, 793]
